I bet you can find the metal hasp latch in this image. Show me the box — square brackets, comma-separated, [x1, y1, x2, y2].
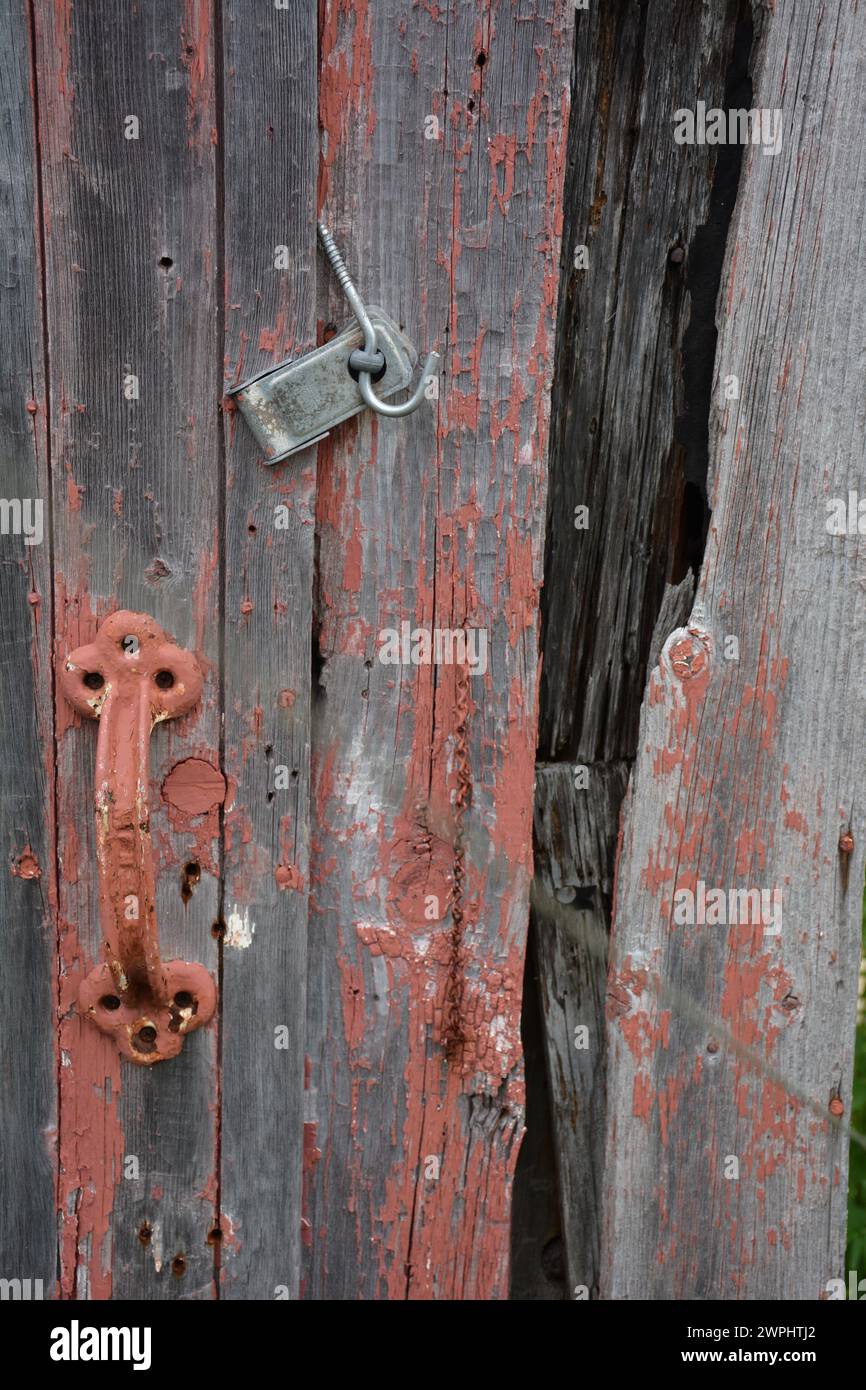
[59, 611, 216, 1065]
[229, 221, 440, 463]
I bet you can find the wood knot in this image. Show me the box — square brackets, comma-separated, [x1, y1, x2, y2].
[669, 633, 709, 681]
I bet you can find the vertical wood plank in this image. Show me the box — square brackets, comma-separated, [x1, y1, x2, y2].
[531, 760, 629, 1298]
[218, 0, 317, 1298]
[34, 0, 221, 1298]
[0, 0, 56, 1293]
[602, 0, 866, 1299]
[306, 0, 574, 1299]
[532, 0, 742, 1295]
[539, 0, 744, 765]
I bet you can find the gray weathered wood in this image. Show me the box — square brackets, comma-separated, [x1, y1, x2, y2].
[539, 0, 745, 764]
[304, 0, 574, 1299]
[602, 0, 866, 1298]
[34, 0, 220, 1298]
[0, 0, 56, 1294]
[532, 0, 741, 1295]
[532, 761, 628, 1298]
[219, 0, 317, 1300]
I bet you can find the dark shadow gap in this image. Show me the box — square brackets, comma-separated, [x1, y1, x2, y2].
[510, 920, 566, 1300]
[673, 0, 754, 579]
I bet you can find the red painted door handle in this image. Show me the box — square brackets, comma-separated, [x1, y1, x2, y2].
[59, 611, 216, 1064]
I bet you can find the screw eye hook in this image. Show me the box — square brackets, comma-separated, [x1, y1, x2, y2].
[317, 220, 439, 419]
[356, 347, 440, 418]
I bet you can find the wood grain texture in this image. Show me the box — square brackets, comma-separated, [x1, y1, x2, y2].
[602, 0, 866, 1299]
[34, 0, 221, 1298]
[531, 0, 741, 1296]
[219, 0, 317, 1300]
[0, 0, 56, 1293]
[538, 0, 743, 765]
[304, 0, 574, 1300]
[531, 761, 628, 1299]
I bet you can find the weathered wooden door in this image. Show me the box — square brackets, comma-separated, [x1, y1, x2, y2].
[1, 0, 573, 1301]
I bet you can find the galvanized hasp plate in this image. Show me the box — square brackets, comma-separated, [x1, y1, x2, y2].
[228, 307, 418, 463]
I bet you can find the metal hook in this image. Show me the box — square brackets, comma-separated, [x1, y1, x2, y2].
[317, 221, 439, 418]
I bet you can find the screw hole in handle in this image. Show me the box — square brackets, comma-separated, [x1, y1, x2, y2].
[133, 1025, 158, 1056]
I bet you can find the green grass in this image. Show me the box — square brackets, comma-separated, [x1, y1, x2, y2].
[846, 910, 866, 1282]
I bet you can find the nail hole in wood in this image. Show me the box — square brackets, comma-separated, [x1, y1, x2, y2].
[181, 860, 201, 903]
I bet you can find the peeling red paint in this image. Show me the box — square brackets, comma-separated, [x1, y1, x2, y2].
[306, 0, 573, 1300]
[163, 757, 226, 817]
[52, 579, 124, 1295]
[181, 0, 213, 155]
[275, 863, 303, 891]
[162, 758, 226, 876]
[12, 846, 41, 879]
